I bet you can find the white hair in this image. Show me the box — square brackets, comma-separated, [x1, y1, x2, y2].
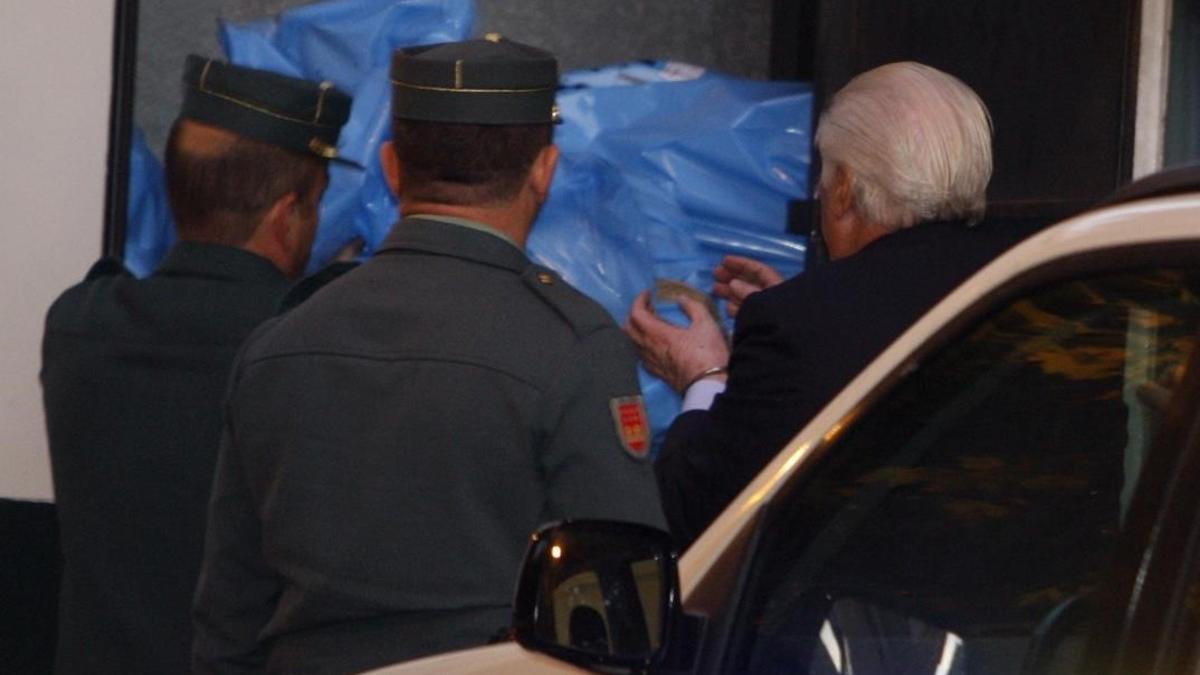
[815, 61, 993, 229]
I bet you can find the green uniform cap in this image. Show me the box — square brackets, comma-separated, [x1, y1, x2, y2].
[179, 55, 358, 165]
[390, 35, 560, 125]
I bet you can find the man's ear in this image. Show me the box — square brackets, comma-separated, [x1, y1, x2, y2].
[243, 190, 302, 276]
[379, 140, 403, 198]
[825, 164, 855, 222]
[528, 144, 560, 204]
[258, 191, 300, 248]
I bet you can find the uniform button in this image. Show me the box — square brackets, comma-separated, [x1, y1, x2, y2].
[537, 272, 554, 285]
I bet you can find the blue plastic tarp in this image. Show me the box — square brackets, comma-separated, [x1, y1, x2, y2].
[125, 128, 175, 278]
[538, 63, 812, 444]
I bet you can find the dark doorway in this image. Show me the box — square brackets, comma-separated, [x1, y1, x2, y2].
[773, 0, 1141, 225]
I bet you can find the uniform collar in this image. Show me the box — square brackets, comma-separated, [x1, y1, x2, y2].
[378, 217, 531, 273]
[153, 241, 288, 284]
[408, 213, 523, 251]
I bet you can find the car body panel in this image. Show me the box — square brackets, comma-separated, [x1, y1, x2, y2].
[363, 642, 588, 674]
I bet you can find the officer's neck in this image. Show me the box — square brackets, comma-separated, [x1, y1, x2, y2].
[400, 196, 536, 249]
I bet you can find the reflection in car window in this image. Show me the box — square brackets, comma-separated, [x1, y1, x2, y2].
[547, 560, 664, 654]
[730, 269, 1200, 674]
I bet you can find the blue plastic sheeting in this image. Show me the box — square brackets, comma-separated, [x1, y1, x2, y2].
[124, 0, 813, 450]
[547, 63, 811, 315]
[538, 63, 812, 446]
[124, 128, 175, 278]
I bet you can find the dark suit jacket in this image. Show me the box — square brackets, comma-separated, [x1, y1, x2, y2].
[656, 221, 1033, 546]
[192, 218, 665, 674]
[41, 243, 289, 675]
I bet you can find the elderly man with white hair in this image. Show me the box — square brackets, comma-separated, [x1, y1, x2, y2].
[626, 61, 1031, 547]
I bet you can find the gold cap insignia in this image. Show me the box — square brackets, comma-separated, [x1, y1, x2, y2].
[484, 32, 503, 43]
[308, 137, 338, 159]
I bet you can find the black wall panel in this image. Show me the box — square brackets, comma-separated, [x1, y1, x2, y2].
[0, 500, 59, 675]
[807, 1, 1140, 218]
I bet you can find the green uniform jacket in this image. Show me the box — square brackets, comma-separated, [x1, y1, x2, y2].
[193, 217, 667, 674]
[41, 243, 290, 675]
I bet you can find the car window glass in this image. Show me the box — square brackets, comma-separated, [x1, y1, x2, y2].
[728, 268, 1200, 674]
[1161, 555, 1200, 672]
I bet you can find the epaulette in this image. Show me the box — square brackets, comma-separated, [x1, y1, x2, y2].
[521, 265, 614, 338]
[84, 257, 131, 281]
[278, 261, 359, 313]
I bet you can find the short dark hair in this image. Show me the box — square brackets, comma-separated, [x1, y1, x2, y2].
[390, 119, 552, 206]
[164, 119, 325, 245]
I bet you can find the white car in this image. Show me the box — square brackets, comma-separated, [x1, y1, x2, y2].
[371, 166, 1200, 675]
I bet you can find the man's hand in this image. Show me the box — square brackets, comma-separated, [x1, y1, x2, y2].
[625, 290, 730, 393]
[713, 255, 785, 318]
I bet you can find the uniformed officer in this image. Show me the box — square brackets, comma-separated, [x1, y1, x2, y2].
[41, 56, 354, 675]
[192, 37, 667, 674]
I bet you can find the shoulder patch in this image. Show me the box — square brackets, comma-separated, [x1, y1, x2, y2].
[523, 265, 615, 337]
[610, 395, 650, 460]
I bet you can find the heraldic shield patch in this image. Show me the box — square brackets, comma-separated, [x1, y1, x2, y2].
[610, 395, 650, 460]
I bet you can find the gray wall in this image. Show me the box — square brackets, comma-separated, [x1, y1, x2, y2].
[477, 1, 769, 76]
[135, 0, 772, 154]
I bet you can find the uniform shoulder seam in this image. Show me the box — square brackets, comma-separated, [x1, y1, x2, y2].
[521, 266, 617, 339]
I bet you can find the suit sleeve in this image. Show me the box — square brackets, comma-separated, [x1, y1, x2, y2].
[192, 354, 281, 673]
[540, 325, 668, 531]
[656, 288, 823, 548]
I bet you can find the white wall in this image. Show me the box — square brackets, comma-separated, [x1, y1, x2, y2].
[0, 2, 113, 501]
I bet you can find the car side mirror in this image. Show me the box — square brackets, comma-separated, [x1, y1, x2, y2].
[513, 520, 682, 671]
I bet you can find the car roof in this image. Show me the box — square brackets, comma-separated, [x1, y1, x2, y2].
[1096, 164, 1200, 208]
